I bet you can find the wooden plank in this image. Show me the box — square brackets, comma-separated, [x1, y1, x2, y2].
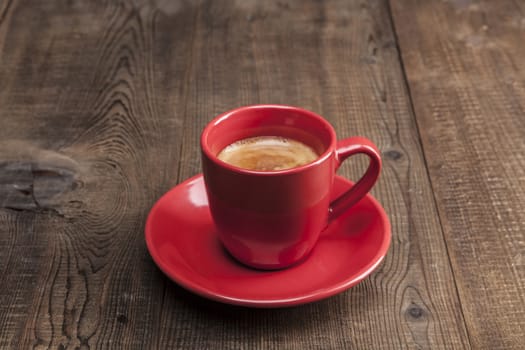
[390, 0, 525, 348]
[0, 1, 189, 348]
[0, 0, 470, 348]
[150, 0, 470, 348]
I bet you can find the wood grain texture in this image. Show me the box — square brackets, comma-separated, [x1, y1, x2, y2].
[390, 0, 525, 348]
[0, 0, 181, 348]
[0, 0, 489, 348]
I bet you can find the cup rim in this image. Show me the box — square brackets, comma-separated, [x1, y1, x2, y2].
[201, 104, 337, 176]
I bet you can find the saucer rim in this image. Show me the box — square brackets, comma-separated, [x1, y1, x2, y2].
[145, 174, 391, 308]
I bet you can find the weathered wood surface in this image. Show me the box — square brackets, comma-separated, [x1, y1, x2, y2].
[0, 0, 521, 348]
[391, 0, 525, 348]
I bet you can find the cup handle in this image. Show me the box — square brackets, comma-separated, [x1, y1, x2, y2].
[328, 136, 382, 221]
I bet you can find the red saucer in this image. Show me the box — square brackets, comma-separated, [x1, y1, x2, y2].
[145, 174, 390, 308]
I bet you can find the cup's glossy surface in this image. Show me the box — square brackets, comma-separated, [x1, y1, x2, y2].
[201, 105, 381, 269]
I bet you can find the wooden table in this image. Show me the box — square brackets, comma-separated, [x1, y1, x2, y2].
[1, 0, 523, 348]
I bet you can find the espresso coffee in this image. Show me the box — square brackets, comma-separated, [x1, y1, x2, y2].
[217, 136, 319, 171]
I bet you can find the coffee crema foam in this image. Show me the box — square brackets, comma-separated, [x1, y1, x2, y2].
[217, 136, 319, 171]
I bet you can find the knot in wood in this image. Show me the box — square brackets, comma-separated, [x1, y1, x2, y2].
[384, 150, 403, 161]
[407, 305, 424, 319]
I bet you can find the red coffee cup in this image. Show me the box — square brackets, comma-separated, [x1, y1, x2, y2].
[201, 105, 381, 270]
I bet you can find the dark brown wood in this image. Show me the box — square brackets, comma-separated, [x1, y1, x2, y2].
[0, 1, 181, 348]
[390, 0, 525, 348]
[2, 0, 519, 348]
